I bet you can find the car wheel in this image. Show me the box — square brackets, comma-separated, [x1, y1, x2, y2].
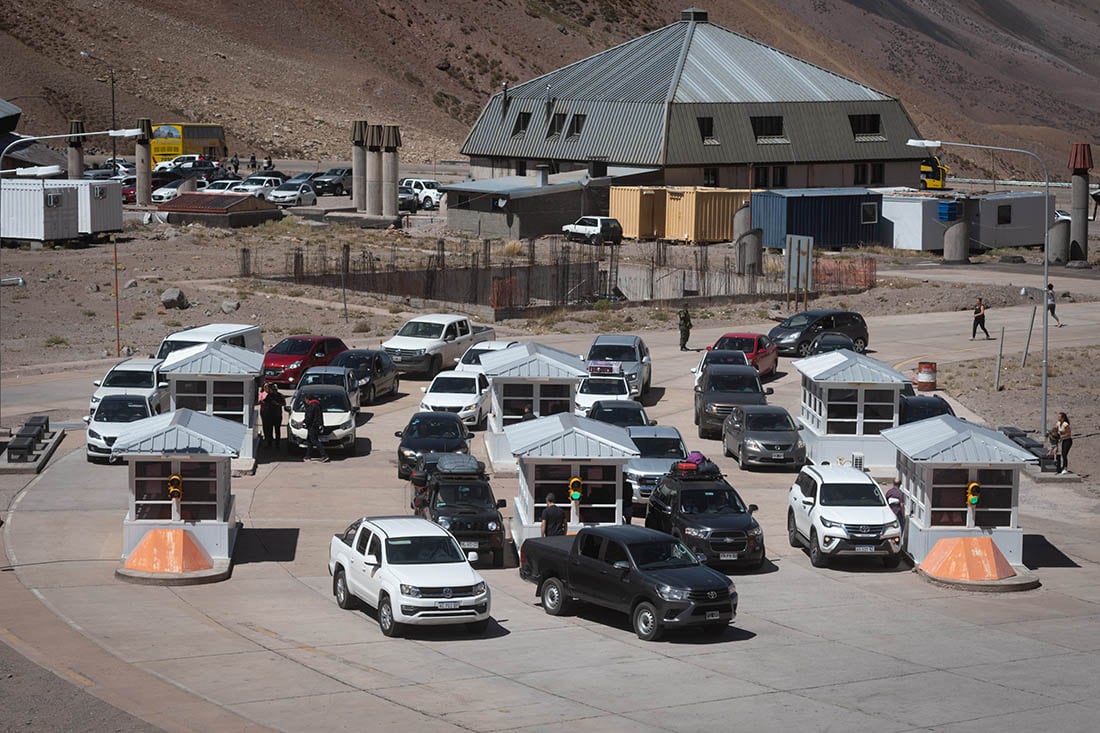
[378, 595, 402, 637]
[333, 568, 356, 610]
[737, 444, 746, 467]
[751, 543, 766, 571]
[698, 423, 707, 439]
[853, 337, 867, 353]
[797, 341, 813, 357]
[334, 184, 344, 196]
[491, 547, 504, 568]
[422, 196, 433, 210]
[364, 386, 375, 405]
[787, 510, 801, 548]
[809, 529, 828, 568]
[722, 434, 732, 457]
[632, 601, 662, 641]
[541, 577, 571, 616]
[883, 554, 902, 569]
[642, 373, 651, 394]
[466, 619, 490, 634]
[391, 377, 400, 397]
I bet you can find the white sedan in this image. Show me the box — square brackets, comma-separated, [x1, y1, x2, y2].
[286, 385, 357, 455]
[268, 182, 318, 207]
[151, 178, 208, 203]
[83, 394, 156, 463]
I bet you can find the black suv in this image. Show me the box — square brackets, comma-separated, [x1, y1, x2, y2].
[645, 461, 765, 571]
[768, 310, 869, 357]
[693, 364, 772, 439]
[417, 454, 507, 567]
[312, 167, 352, 196]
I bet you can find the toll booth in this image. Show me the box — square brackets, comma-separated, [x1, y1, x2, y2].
[880, 415, 1036, 564]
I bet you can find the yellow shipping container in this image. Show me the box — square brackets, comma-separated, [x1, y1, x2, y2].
[609, 186, 667, 240]
[664, 187, 752, 244]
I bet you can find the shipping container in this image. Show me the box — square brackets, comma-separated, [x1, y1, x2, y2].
[751, 188, 883, 249]
[968, 191, 1050, 249]
[664, 187, 751, 244]
[0, 180, 79, 242]
[43, 179, 123, 235]
[609, 186, 666, 240]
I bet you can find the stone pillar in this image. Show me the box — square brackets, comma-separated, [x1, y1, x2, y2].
[1068, 142, 1092, 261]
[66, 120, 85, 179]
[381, 125, 401, 219]
[351, 120, 368, 213]
[943, 221, 970, 264]
[366, 124, 383, 216]
[135, 118, 152, 206]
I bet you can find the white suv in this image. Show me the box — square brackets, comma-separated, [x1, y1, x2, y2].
[399, 178, 443, 209]
[89, 358, 169, 415]
[787, 464, 902, 568]
[419, 370, 490, 429]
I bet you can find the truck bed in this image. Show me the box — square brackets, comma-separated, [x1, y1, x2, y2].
[518, 535, 574, 584]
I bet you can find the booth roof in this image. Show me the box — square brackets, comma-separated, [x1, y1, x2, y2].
[792, 349, 909, 384]
[505, 412, 639, 459]
[880, 415, 1037, 464]
[480, 342, 588, 380]
[111, 409, 250, 457]
[161, 341, 264, 376]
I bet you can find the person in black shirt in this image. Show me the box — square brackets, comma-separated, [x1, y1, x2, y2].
[259, 382, 286, 449]
[541, 493, 565, 536]
[303, 397, 329, 462]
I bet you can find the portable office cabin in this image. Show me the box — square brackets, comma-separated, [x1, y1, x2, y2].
[43, 179, 123, 235]
[0, 180, 79, 242]
[875, 188, 947, 251]
[968, 191, 1050, 249]
[752, 188, 883, 249]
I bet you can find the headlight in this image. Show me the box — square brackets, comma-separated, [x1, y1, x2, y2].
[399, 584, 422, 598]
[400, 447, 420, 459]
[462, 403, 478, 412]
[683, 527, 709, 538]
[656, 584, 691, 602]
[747, 525, 763, 537]
[727, 581, 737, 596]
[887, 519, 900, 530]
[795, 438, 805, 450]
[413, 349, 426, 357]
[287, 360, 302, 370]
[437, 516, 451, 529]
[626, 373, 638, 383]
[337, 419, 354, 431]
[472, 582, 487, 595]
[487, 521, 499, 531]
[88, 429, 101, 440]
[289, 419, 304, 429]
[455, 445, 468, 454]
[745, 439, 764, 451]
[820, 517, 841, 529]
[779, 333, 797, 342]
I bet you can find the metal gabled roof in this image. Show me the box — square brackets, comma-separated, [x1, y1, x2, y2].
[505, 412, 639, 459]
[793, 349, 910, 384]
[160, 341, 264, 376]
[880, 415, 1037, 464]
[480, 342, 588, 380]
[111, 409, 250, 457]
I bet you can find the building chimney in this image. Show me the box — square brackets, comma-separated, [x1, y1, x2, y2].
[351, 120, 369, 212]
[1068, 142, 1093, 260]
[681, 7, 708, 22]
[535, 164, 549, 187]
[66, 120, 85, 179]
[501, 81, 509, 117]
[135, 118, 152, 205]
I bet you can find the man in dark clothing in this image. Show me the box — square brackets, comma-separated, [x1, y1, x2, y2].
[678, 304, 692, 351]
[259, 382, 286, 449]
[230, 153, 239, 175]
[541, 493, 565, 536]
[303, 397, 329, 462]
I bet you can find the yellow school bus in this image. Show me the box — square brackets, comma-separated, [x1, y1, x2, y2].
[149, 123, 227, 167]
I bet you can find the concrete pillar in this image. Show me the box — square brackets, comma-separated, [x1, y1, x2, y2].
[351, 120, 368, 212]
[381, 124, 402, 219]
[135, 118, 152, 206]
[1068, 143, 1092, 261]
[1047, 220, 1070, 264]
[366, 124, 383, 216]
[943, 221, 970, 264]
[66, 120, 85, 179]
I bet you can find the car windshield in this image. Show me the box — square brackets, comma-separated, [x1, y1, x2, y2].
[102, 369, 155, 388]
[632, 437, 687, 459]
[385, 536, 465, 564]
[579, 378, 628, 396]
[430, 376, 476, 394]
[270, 338, 314, 355]
[422, 181, 440, 190]
[274, 183, 297, 191]
[93, 398, 150, 423]
[460, 348, 490, 365]
[707, 374, 761, 393]
[704, 350, 748, 366]
[781, 314, 814, 328]
[819, 482, 886, 507]
[628, 540, 700, 570]
[332, 353, 373, 373]
[587, 344, 638, 362]
[680, 489, 747, 515]
[746, 413, 796, 431]
[397, 321, 444, 339]
[323, 168, 345, 176]
[291, 392, 351, 413]
[300, 373, 344, 388]
[714, 335, 756, 351]
[405, 416, 462, 439]
[288, 173, 314, 181]
[591, 406, 646, 426]
[156, 339, 200, 359]
[242, 177, 267, 185]
[434, 482, 495, 510]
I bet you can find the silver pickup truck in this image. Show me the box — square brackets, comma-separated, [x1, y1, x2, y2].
[382, 313, 496, 376]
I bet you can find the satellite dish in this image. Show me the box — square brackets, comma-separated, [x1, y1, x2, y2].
[495, 198, 507, 209]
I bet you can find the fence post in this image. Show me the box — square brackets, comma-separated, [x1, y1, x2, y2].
[238, 247, 251, 278]
[293, 247, 304, 283]
[341, 243, 350, 323]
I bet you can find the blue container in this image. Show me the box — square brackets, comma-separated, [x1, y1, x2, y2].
[750, 188, 883, 249]
[937, 201, 958, 222]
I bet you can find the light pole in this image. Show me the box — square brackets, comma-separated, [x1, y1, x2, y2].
[907, 138, 1051, 437]
[79, 51, 117, 166]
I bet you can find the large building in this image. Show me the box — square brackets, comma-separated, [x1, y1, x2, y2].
[461, 8, 925, 191]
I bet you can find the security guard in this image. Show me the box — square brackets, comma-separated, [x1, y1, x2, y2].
[678, 303, 692, 351]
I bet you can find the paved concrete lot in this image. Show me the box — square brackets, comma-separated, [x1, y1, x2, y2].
[3, 269, 1100, 731]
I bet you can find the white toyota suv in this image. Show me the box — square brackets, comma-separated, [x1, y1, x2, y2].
[787, 464, 902, 568]
[419, 370, 491, 429]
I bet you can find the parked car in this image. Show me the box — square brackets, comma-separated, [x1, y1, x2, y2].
[394, 411, 472, 479]
[328, 516, 490, 636]
[268, 182, 318, 207]
[262, 336, 348, 388]
[787, 464, 902, 568]
[121, 173, 180, 204]
[900, 394, 956, 424]
[286, 384, 357, 455]
[623, 425, 689, 515]
[694, 364, 773, 439]
[205, 179, 245, 193]
[691, 348, 749, 387]
[381, 314, 496, 377]
[399, 178, 444, 209]
[574, 370, 631, 417]
[809, 331, 856, 355]
[562, 216, 624, 245]
[312, 167, 352, 196]
[286, 171, 324, 185]
[769, 310, 869, 357]
[296, 366, 360, 411]
[154, 154, 203, 172]
[89, 358, 169, 415]
[397, 185, 419, 213]
[519, 525, 737, 640]
[151, 177, 208, 203]
[233, 175, 284, 198]
[83, 394, 156, 462]
[417, 454, 507, 567]
[709, 333, 778, 377]
[582, 334, 652, 396]
[419, 370, 491, 429]
[645, 460, 765, 571]
[588, 399, 655, 428]
[156, 323, 264, 361]
[721, 404, 805, 469]
[329, 349, 400, 405]
[82, 167, 116, 180]
[178, 159, 217, 178]
[454, 340, 520, 374]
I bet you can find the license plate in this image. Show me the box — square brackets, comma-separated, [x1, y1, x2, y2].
[719, 552, 739, 561]
[773, 452, 784, 459]
[853, 545, 876, 552]
[705, 610, 720, 621]
[392, 355, 402, 362]
[460, 541, 479, 549]
[436, 600, 460, 610]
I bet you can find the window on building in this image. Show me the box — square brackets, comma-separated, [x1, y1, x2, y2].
[697, 117, 717, 145]
[861, 202, 879, 225]
[173, 380, 249, 425]
[771, 166, 788, 188]
[457, 194, 470, 208]
[133, 459, 221, 522]
[538, 383, 571, 418]
[930, 467, 969, 527]
[753, 166, 769, 188]
[567, 114, 585, 137]
[512, 111, 531, 137]
[849, 113, 882, 138]
[547, 112, 566, 138]
[514, 160, 526, 177]
[853, 163, 869, 186]
[997, 205, 1012, 225]
[703, 167, 719, 187]
[870, 162, 885, 185]
[502, 383, 534, 424]
[750, 115, 785, 140]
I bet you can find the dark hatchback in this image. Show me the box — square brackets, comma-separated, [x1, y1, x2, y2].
[808, 331, 856, 355]
[329, 348, 400, 405]
[588, 399, 655, 428]
[394, 411, 472, 479]
[693, 364, 772, 439]
[769, 309, 869, 357]
[645, 462, 765, 571]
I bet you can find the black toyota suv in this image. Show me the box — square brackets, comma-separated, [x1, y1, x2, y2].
[419, 454, 507, 567]
[645, 461, 765, 571]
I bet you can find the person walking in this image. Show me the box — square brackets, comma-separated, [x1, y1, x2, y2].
[248, 153, 256, 171]
[259, 382, 286, 449]
[262, 154, 273, 171]
[1046, 283, 1063, 327]
[230, 153, 239, 175]
[678, 303, 693, 351]
[1055, 412, 1073, 474]
[541, 493, 566, 536]
[971, 297, 990, 340]
[302, 396, 329, 462]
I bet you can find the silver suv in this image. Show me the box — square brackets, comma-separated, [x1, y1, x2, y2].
[582, 334, 652, 397]
[624, 426, 688, 514]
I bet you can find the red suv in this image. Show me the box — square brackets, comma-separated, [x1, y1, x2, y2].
[709, 333, 778, 377]
[263, 336, 348, 388]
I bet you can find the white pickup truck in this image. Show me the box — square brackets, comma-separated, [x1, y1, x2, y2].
[382, 313, 496, 376]
[328, 516, 491, 636]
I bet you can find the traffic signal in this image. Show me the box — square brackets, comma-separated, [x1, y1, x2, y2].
[168, 474, 184, 500]
[966, 481, 980, 506]
[568, 477, 583, 502]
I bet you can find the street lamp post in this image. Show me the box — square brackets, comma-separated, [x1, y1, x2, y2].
[907, 138, 1051, 437]
[79, 51, 117, 166]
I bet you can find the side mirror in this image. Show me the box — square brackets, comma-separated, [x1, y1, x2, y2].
[93, 379, 102, 387]
[888, 497, 901, 507]
[453, 357, 461, 363]
[497, 498, 507, 508]
[467, 551, 480, 563]
[283, 406, 291, 413]
[690, 367, 698, 374]
[82, 415, 91, 424]
[364, 554, 380, 566]
[314, 352, 324, 358]
[420, 386, 427, 393]
[765, 387, 774, 395]
[394, 430, 403, 438]
[642, 355, 651, 364]
[748, 503, 759, 512]
[705, 346, 713, 351]
[444, 334, 455, 342]
[695, 553, 707, 563]
[648, 419, 657, 426]
[158, 381, 169, 389]
[612, 560, 631, 571]
[802, 498, 815, 507]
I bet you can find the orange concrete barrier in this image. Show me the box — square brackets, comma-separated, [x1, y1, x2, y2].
[124, 529, 213, 574]
[919, 536, 1015, 581]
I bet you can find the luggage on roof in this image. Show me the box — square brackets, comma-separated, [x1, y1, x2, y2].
[435, 453, 485, 476]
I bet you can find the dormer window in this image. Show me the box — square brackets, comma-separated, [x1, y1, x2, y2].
[547, 113, 566, 138]
[849, 113, 884, 141]
[697, 117, 718, 145]
[567, 114, 586, 138]
[751, 115, 788, 144]
[512, 112, 531, 137]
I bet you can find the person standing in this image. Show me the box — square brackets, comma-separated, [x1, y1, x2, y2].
[678, 303, 693, 351]
[1055, 412, 1073, 474]
[885, 478, 906, 532]
[1046, 283, 1063, 327]
[971, 297, 990, 340]
[541, 493, 565, 536]
[259, 382, 286, 449]
[248, 153, 256, 171]
[303, 397, 329, 463]
[231, 153, 239, 175]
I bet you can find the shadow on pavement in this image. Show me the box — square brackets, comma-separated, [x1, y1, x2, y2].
[640, 387, 666, 407]
[233, 527, 300, 564]
[1023, 534, 1080, 569]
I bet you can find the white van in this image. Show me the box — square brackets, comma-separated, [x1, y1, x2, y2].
[155, 323, 264, 360]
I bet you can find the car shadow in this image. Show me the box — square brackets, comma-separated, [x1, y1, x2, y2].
[713, 558, 780, 576]
[763, 368, 789, 382]
[639, 387, 665, 407]
[353, 436, 373, 457]
[357, 412, 373, 426]
[562, 604, 754, 643]
[356, 605, 510, 640]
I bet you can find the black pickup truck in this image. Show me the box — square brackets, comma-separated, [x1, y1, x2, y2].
[519, 525, 737, 640]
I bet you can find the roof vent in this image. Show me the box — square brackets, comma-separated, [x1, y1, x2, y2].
[681, 7, 708, 22]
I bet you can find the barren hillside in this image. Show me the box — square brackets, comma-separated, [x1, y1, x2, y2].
[2, 0, 1098, 178]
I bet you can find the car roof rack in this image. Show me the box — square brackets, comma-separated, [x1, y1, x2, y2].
[434, 453, 486, 477]
[668, 460, 723, 479]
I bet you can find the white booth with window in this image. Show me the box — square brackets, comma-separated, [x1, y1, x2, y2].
[880, 415, 1036, 564]
[793, 349, 911, 470]
[506, 413, 638, 549]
